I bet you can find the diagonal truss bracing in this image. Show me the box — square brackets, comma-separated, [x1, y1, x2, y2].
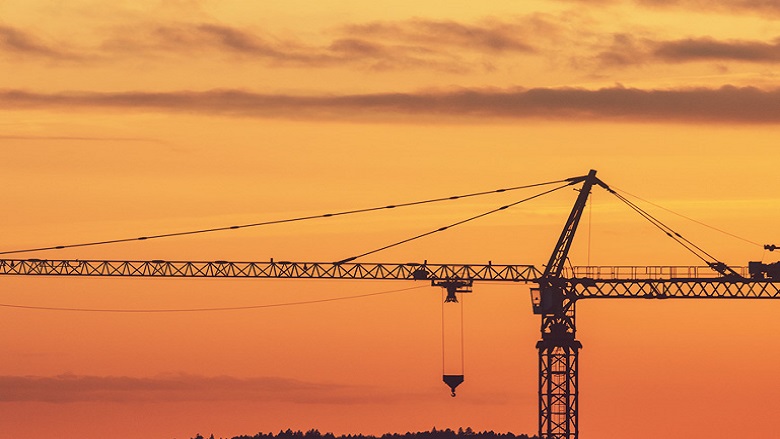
[573, 280, 780, 299]
[3, 260, 778, 300]
[0, 259, 542, 282]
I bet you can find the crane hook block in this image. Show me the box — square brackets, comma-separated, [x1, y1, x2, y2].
[443, 374, 464, 397]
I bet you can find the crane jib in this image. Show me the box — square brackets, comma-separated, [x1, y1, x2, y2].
[1, 259, 777, 297]
[0, 259, 542, 282]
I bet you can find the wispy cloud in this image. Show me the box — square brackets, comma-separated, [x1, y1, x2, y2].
[342, 18, 536, 54]
[595, 34, 649, 67]
[636, 0, 780, 15]
[0, 25, 82, 61]
[103, 23, 330, 65]
[3, 18, 541, 72]
[2, 85, 779, 123]
[0, 373, 368, 404]
[654, 37, 780, 63]
[556, 0, 780, 15]
[5, 13, 780, 78]
[591, 34, 780, 67]
[102, 19, 539, 72]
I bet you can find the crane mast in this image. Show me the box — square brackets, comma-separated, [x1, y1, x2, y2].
[0, 169, 778, 439]
[533, 169, 596, 439]
[532, 169, 612, 439]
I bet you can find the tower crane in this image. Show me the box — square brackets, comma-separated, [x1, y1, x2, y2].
[0, 169, 778, 439]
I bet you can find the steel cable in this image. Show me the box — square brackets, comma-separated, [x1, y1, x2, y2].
[0, 285, 428, 313]
[609, 191, 724, 266]
[612, 186, 763, 248]
[335, 182, 574, 264]
[0, 178, 569, 256]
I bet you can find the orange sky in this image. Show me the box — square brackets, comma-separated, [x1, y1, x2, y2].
[1, 1, 779, 439]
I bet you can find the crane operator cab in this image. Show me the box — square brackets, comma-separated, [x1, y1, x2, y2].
[749, 245, 780, 279]
[749, 261, 780, 280]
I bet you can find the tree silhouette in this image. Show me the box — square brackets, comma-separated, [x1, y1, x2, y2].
[218, 428, 537, 439]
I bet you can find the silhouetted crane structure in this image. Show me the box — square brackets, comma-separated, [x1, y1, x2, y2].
[1, 170, 778, 439]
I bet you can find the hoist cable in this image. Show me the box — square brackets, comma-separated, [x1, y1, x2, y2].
[460, 294, 465, 374]
[335, 182, 574, 264]
[0, 285, 427, 313]
[440, 291, 466, 377]
[441, 290, 446, 374]
[613, 186, 764, 248]
[0, 178, 569, 256]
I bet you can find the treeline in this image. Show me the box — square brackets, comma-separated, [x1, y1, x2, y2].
[192, 427, 538, 439]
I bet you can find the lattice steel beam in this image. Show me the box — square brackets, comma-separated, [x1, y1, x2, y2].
[0, 259, 541, 282]
[572, 280, 780, 298]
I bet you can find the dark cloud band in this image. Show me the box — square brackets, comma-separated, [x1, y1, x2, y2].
[654, 37, 780, 63]
[2, 86, 779, 123]
[0, 374, 354, 403]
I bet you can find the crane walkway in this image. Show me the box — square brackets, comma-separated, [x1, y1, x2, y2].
[567, 265, 750, 280]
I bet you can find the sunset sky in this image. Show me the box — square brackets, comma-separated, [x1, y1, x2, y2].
[1, 1, 779, 438]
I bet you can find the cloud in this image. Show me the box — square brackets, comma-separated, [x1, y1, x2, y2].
[331, 17, 541, 71]
[1, 85, 779, 123]
[342, 18, 536, 54]
[100, 22, 407, 69]
[104, 23, 329, 65]
[596, 34, 649, 67]
[5, 13, 780, 77]
[101, 21, 485, 72]
[0, 135, 161, 142]
[44, 18, 540, 72]
[636, 0, 780, 15]
[0, 25, 82, 61]
[654, 37, 780, 63]
[0, 373, 368, 404]
[555, 0, 780, 15]
[591, 34, 780, 67]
